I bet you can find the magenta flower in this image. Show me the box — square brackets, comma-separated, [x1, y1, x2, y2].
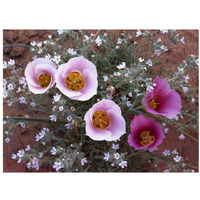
[142, 76, 182, 119]
[128, 114, 165, 152]
[84, 99, 126, 141]
[56, 56, 98, 101]
[25, 58, 57, 94]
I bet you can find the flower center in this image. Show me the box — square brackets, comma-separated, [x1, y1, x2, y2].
[65, 72, 85, 91]
[147, 96, 159, 110]
[139, 130, 155, 146]
[92, 111, 110, 129]
[38, 73, 51, 88]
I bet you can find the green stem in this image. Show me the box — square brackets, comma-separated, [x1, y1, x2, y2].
[3, 44, 31, 48]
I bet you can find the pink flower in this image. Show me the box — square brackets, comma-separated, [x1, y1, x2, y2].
[142, 76, 182, 119]
[84, 99, 126, 141]
[56, 56, 98, 101]
[128, 114, 165, 152]
[25, 58, 57, 94]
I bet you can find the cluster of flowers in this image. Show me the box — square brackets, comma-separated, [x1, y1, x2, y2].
[25, 55, 182, 153]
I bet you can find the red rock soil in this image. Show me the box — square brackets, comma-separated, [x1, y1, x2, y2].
[3, 30, 199, 172]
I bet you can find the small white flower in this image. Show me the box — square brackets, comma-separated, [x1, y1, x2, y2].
[119, 161, 127, 168]
[180, 37, 185, 44]
[160, 29, 168, 34]
[31, 102, 36, 107]
[191, 98, 195, 103]
[154, 49, 161, 56]
[38, 49, 42, 54]
[39, 130, 46, 139]
[179, 134, 185, 140]
[53, 161, 64, 172]
[25, 145, 31, 151]
[106, 94, 113, 100]
[48, 35, 52, 39]
[128, 93, 132, 97]
[7, 83, 14, 91]
[163, 149, 171, 156]
[57, 29, 64, 35]
[53, 55, 61, 64]
[71, 107, 75, 112]
[67, 48, 77, 56]
[16, 87, 21, 93]
[95, 35, 102, 46]
[195, 58, 199, 66]
[50, 147, 57, 155]
[138, 57, 144, 62]
[19, 96, 27, 104]
[37, 42, 42, 47]
[146, 59, 153, 67]
[35, 134, 40, 141]
[117, 37, 122, 44]
[84, 35, 90, 40]
[3, 61, 7, 69]
[114, 72, 121, 76]
[3, 121, 7, 125]
[32, 55, 37, 60]
[26, 162, 31, 169]
[81, 158, 88, 166]
[3, 79, 7, 86]
[126, 101, 132, 107]
[174, 115, 179, 121]
[17, 149, 25, 158]
[103, 75, 108, 82]
[114, 153, 120, 160]
[65, 124, 72, 129]
[30, 41, 36, 46]
[136, 29, 142, 37]
[32, 157, 39, 165]
[53, 93, 61, 102]
[39, 152, 43, 158]
[17, 158, 22, 163]
[146, 86, 154, 93]
[45, 54, 51, 60]
[174, 155, 182, 162]
[117, 62, 126, 69]
[19, 122, 25, 128]
[115, 45, 120, 49]
[172, 149, 178, 155]
[178, 67, 184, 72]
[5, 138, 10, 143]
[185, 75, 190, 83]
[59, 106, 64, 111]
[103, 152, 110, 161]
[112, 143, 119, 150]
[183, 87, 188, 93]
[67, 116, 72, 122]
[8, 59, 15, 65]
[163, 169, 169, 173]
[24, 115, 29, 118]
[164, 128, 169, 133]
[3, 91, 8, 99]
[50, 115, 57, 122]
[11, 154, 16, 160]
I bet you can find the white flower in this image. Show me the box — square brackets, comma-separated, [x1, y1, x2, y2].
[26, 162, 31, 169]
[164, 128, 169, 133]
[3, 79, 7, 86]
[39, 130, 46, 139]
[71, 107, 75, 111]
[31, 102, 36, 107]
[113, 72, 121, 76]
[81, 158, 88, 166]
[126, 101, 132, 107]
[30, 41, 36, 46]
[179, 134, 185, 140]
[162, 149, 171, 156]
[25, 145, 30, 151]
[19, 122, 25, 128]
[119, 161, 127, 168]
[84, 35, 90, 40]
[117, 37, 122, 44]
[5, 138, 10, 143]
[174, 115, 179, 121]
[195, 58, 199, 66]
[103, 75, 108, 82]
[183, 87, 188, 93]
[53, 93, 62, 102]
[174, 155, 182, 162]
[7, 83, 14, 91]
[103, 152, 110, 161]
[57, 29, 64, 35]
[146, 86, 154, 93]
[53, 55, 61, 64]
[160, 29, 168, 34]
[19, 96, 27, 104]
[180, 37, 185, 44]
[146, 59, 152, 67]
[112, 143, 119, 150]
[172, 149, 178, 155]
[7, 101, 12, 107]
[11, 154, 16, 160]
[95, 35, 102, 46]
[154, 49, 161, 56]
[185, 75, 190, 83]
[59, 106, 64, 111]
[67, 116, 72, 122]
[128, 93, 132, 97]
[67, 48, 77, 55]
[24, 115, 29, 118]
[136, 29, 142, 37]
[191, 98, 195, 103]
[65, 124, 72, 129]
[138, 57, 144, 62]
[3, 61, 7, 69]
[37, 42, 42, 47]
[117, 62, 126, 69]
[163, 169, 169, 173]
[32, 55, 37, 60]
[50, 115, 57, 122]
[48, 35, 52, 39]
[17, 149, 25, 158]
[39, 152, 43, 158]
[50, 147, 57, 155]
[17, 87, 21, 93]
[38, 49, 42, 54]
[53, 161, 64, 172]
[35, 134, 40, 141]
[18, 77, 27, 87]
[106, 94, 112, 100]
[8, 59, 15, 65]
[3, 91, 8, 99]
[115, 45, 120, 49]
[114, 153, 120, 160]
[32, 157, 39, 165]
[17, 158, 22, 163]
[45, 54, 51, 60]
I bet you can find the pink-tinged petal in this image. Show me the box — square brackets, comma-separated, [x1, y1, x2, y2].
[142, 95, 160, 115]
[25, 62, 39, 87]
[84, 111, 111, 141]
[156, 90, 182, 119]
[105, 110, 126, 141]
[153, 76, 170, 97]
[27, 84, 48, 94]
[33, 58, 57, 69]
[70, 69, 98, 101]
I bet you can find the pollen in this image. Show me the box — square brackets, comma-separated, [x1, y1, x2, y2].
[92, 111, 110, 129]
[139, 130, 155, 146]
[65, 71, 85, 91]
[147, 96, 159, 110]
[38, 73, 51, 88]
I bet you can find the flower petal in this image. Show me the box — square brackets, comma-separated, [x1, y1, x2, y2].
[153, 76, 170, 97]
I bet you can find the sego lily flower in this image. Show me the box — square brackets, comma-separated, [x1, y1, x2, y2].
[128, 114, 165, 152]
[56, 56, 98, 101]
[25, 58, 57, 94]
[142, 76, 182, 119]
[84, 99, 126, 141]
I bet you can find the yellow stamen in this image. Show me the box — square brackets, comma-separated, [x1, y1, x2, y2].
[92, 111, 110, 129]
[147, 96, 159, 110]
[38, 73, 51, 88]
[65, 72, 84, 91]
[139, 130, 155, 146]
